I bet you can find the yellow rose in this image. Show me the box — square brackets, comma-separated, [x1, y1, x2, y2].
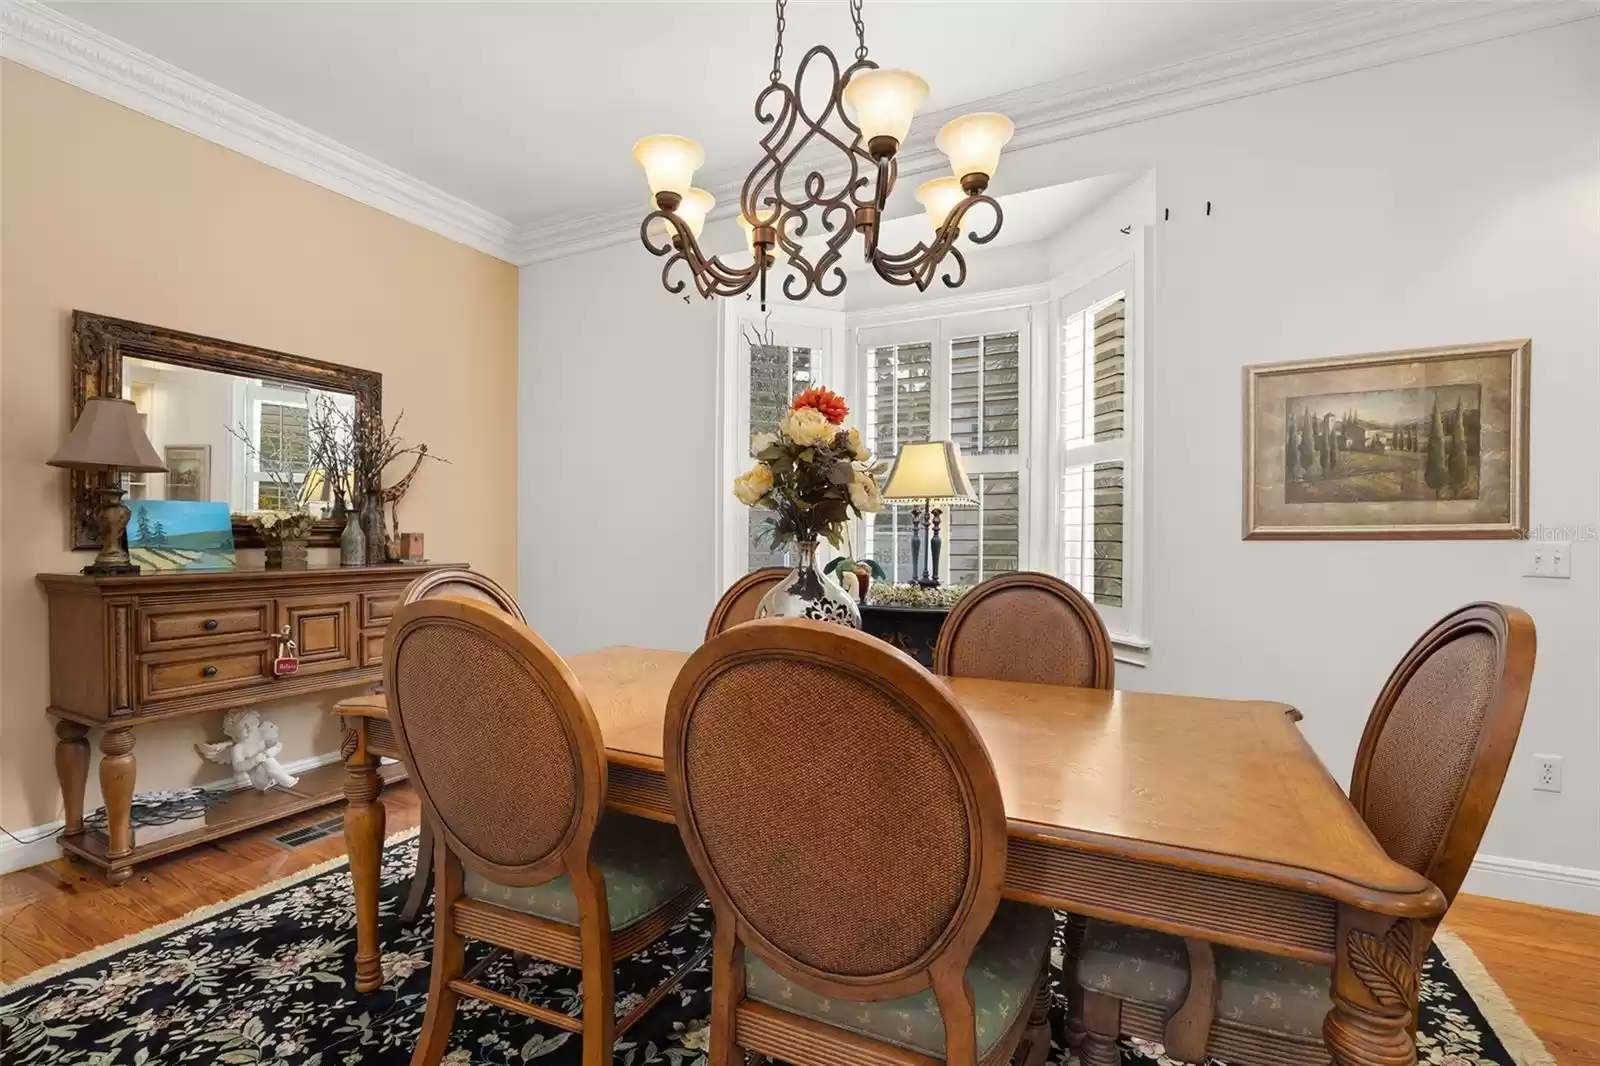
[781, 406, 837, 449]
[844, 426, 871, 461]
[750, 431, 778, 455]
[732, 463, 775, 506]
[849, 468, 884, 513]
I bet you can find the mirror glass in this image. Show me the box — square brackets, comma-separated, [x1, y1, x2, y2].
[121, 357, 357, 516]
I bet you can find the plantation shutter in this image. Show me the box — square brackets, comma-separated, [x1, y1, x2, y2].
[949, 331, 1021, 456]
[1059, 293, 1127, 609]
[946, 472, 1021, 585]
[746, 344, 814, 572]
[862, 340, 933, 583]
[252, 387, 310, 510]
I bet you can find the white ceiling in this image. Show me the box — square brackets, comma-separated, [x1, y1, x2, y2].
[48, 0, 1350, 226]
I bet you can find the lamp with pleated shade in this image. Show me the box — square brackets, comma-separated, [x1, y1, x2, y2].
[881, 439, 976, 587]
[48, 397, 166, 574]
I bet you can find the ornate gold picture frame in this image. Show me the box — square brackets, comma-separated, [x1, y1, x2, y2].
[1244, 341, 1529, 539]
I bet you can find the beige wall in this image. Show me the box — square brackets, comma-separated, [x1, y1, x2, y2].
[0, 62, 519, 831]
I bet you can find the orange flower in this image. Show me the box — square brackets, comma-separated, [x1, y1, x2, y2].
[791, 387, 849, 424]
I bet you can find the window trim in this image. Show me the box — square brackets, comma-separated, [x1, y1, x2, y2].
[714, 299, 846, 591]
[1046, 228, 1153, 660]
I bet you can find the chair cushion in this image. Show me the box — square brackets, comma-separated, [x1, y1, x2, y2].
[463, 812, 699, 931]
[744, 900, 1053, 1058]
[1077, 920, 1334, 1040]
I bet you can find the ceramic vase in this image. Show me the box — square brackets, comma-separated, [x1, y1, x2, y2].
[755, 539, 861, 628]
[340, 511, 366, 566]
[361, 492, 386, 565]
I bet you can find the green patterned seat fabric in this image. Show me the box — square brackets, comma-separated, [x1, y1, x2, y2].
[744, 901, 1053, 1058]
[1077, 920, 1335, 1040]
[463, 812, 699, 931]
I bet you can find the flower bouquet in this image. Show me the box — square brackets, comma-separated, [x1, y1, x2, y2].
[732, 387, 885, 626]
[245, 510, 317, 570]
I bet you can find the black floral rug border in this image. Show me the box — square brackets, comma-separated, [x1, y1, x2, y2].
[0, 832, 1552, 1066]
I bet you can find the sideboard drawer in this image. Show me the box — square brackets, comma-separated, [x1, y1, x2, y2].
[361, 591, 401, 629]
[140, 645, 273, 705]
[360, 630, 387, 668]
[138, 600, 274, 652]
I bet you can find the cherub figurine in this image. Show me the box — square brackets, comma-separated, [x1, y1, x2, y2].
[196, 708, 299, 791]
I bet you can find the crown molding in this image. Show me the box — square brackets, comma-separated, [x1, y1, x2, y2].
[0, 0, 519, 262]
[4, 0, 1589, 269]
[512, 0, 1596, 267]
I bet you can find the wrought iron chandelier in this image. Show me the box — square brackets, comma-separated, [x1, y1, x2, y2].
[634, 0, 1014, 309]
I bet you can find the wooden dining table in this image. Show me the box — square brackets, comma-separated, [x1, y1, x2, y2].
[334, 645, 1445, 1066]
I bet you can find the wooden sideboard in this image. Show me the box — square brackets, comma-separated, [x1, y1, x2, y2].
[37, 562, 455, 884]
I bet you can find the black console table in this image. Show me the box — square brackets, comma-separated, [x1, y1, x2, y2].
[860, 603, 950, 668]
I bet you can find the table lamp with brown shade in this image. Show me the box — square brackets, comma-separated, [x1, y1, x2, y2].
[48, 396, 166, 575]
[881, 439, 977, 588]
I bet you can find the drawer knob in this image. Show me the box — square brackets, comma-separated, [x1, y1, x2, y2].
[203, 619, 219, 631]
[201, 665, 219, 678]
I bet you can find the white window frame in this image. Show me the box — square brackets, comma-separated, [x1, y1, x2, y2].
[1043, 228, 1152, 657]
[849, 286, 1047, 584]
[714, 299, 846, 590]
[230, 378, 313, 511]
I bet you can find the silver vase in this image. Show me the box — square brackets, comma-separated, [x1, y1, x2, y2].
[756, 539, 861, 628]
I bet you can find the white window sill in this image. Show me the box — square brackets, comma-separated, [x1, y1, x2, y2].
[1112, 635, 1151, 669]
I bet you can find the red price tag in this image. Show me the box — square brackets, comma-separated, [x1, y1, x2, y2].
[274, 655, 299, 677]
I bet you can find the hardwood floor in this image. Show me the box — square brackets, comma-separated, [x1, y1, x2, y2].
[3, 786, 1597, 1064]
[1, 788, 422, 983]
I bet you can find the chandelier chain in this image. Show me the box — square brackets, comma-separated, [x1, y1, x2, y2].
[771, 0, 787, 82]
[850, 0, 868, 61]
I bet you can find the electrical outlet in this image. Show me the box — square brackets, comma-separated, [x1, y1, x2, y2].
[1523, 541, 1572, 579]
[1533, 754, 1563, 793]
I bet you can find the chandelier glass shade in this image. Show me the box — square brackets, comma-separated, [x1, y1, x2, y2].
[634, 0, 1012, 309]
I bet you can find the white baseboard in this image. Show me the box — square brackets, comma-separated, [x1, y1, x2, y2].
[1465, 854, 1600, 915]
[0, 750, 345, 877]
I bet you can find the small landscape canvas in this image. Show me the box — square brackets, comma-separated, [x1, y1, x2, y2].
[1245, 341, 1528, 539]
[128, 500, 237, 570]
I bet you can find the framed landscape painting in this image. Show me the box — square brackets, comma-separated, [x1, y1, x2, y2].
[1244, 341, 1529, 539]
[163, 444, 210, 501]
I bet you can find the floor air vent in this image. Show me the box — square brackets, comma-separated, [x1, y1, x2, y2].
[274, 815, 345, 848]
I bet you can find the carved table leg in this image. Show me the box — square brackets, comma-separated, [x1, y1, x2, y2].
[1323, 907, 1421, 1066]
[343, 725, 386, 993]
[55, 721, 90, 838]
[98, 727, 136, 884]
[1061, 911, 1089, 1048]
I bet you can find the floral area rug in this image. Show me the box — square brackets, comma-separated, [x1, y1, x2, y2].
[0, 832, 1554, 1066]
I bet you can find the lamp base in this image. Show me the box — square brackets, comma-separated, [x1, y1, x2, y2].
[83, 562, 140, 576]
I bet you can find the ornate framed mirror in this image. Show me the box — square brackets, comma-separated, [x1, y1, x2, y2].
[68, 312, 382, 551]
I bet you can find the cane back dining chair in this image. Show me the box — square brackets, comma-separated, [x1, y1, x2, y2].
[705, 566, 790, 640]
[1075, 602, 1537, 1066]
[394, 568, 527, 924]
[936, 572, 1115, 690]
[386, 597, 706, 1066]
[665, 617, 1056, 1066]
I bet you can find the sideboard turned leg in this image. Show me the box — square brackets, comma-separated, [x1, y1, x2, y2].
[98, 727, 137, 884]
[343, 726, 386, 993]
[55, 720, 91, 838]
[1324, 909, 1422, 1066]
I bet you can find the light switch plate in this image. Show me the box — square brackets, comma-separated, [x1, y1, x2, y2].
[1523, 541, 1572, 579]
